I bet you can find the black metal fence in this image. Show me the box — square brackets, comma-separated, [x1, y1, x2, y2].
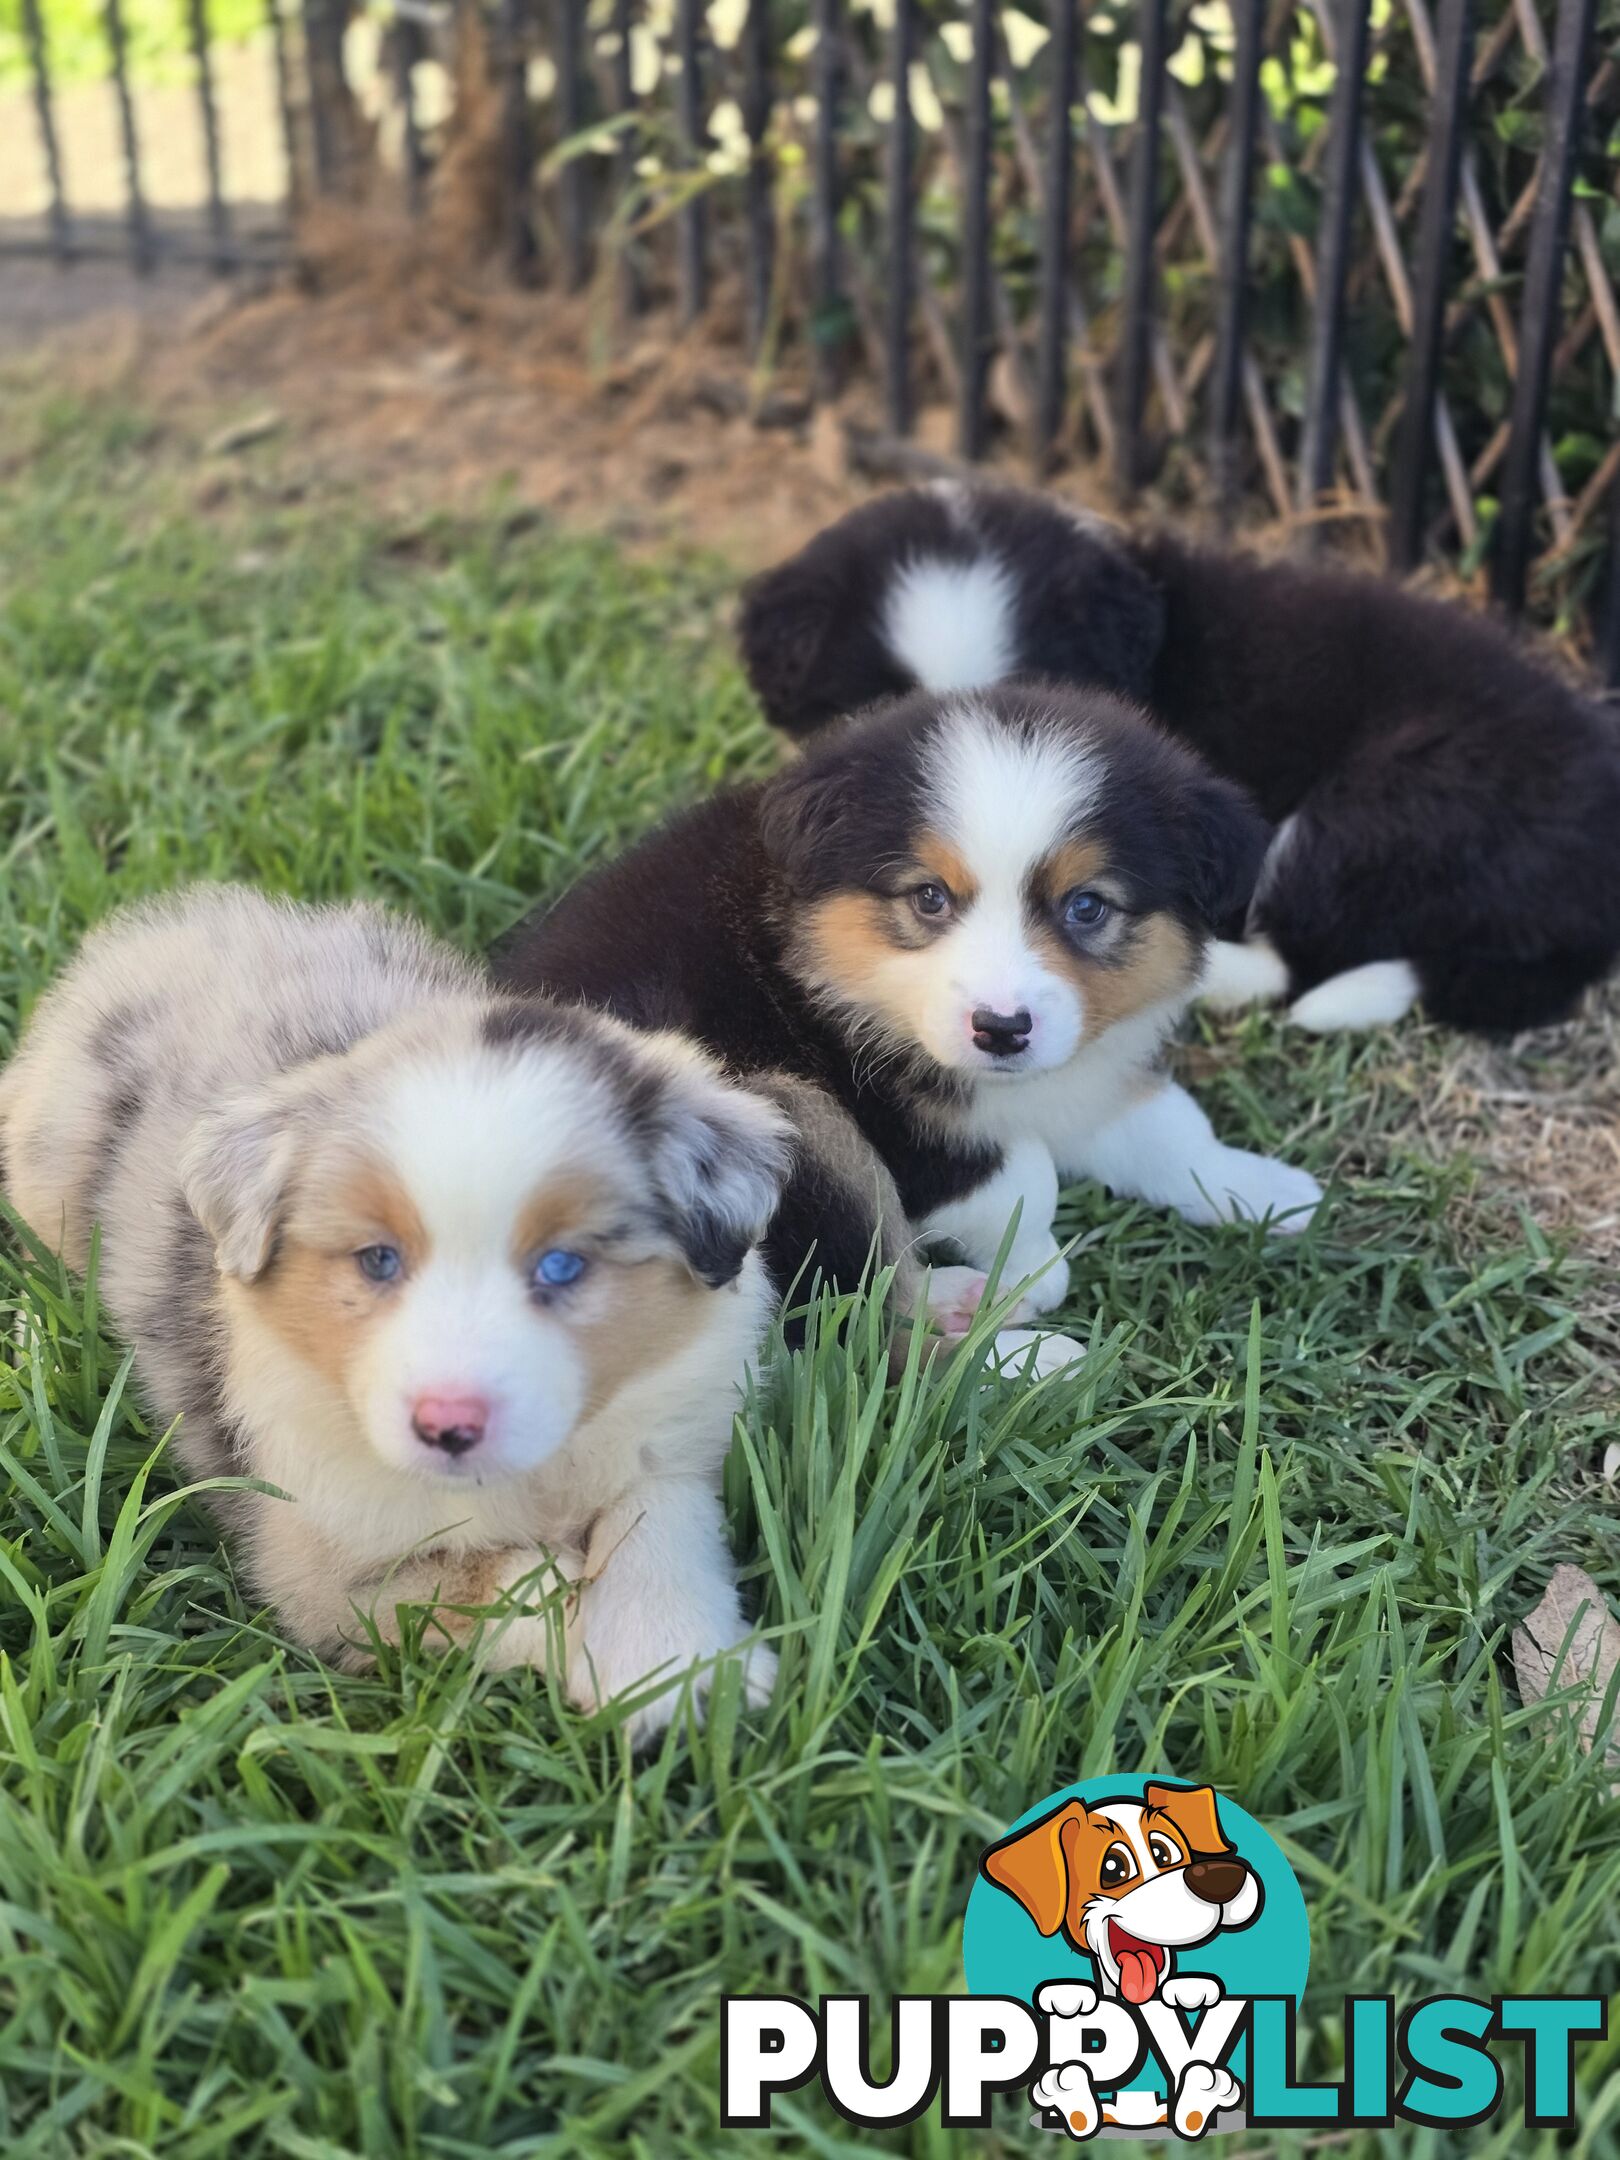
[5, 0, 1618, 667]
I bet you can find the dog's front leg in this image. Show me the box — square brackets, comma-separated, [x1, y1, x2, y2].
[247, 1498, 580, 1669]
[1062, 1079, 1321, 1234]
[570, 1475, 775, 1744]
[919, 1137, 1069, 1319]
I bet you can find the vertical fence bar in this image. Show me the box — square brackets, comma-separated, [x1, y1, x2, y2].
[104, 0, 154, 272]
[397, 13, 427, 217]
[674, 0, 708, 322]
[267, 0, 300, 216]
[302, 0, 338, 193]
[557, 0, 588, 287]
[1388, 0, 1473, 570]
[1207, 0, 1263, 522]
[611, 0, 642, 313]
[391, 11, 426, 219]
[186, 0, 233, 269]
[810, 0, 845, 398]
[1600, 469, 1620, 692]
[22, 0, 71, 261]
[958, 0, 995, 458]
[885, 0, 915, 435]
[1296, 0, 1371, 525]
[1034, 0, 1079, 465]
[741, 0, 773, 357]
[1490, 0, 1596, 612]
[496, 0, 537, 277]
[1114, 0, 1170, 499]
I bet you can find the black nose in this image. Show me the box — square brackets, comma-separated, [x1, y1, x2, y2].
[971, 1006, 1033, 1054]
[412, 1418, 482, 1458]
[1184, 1857, 1248, 1907]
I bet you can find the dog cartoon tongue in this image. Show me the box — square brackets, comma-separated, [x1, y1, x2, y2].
[1109, 1924, 1163, 2004]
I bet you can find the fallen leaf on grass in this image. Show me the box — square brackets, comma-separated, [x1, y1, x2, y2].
[1513, 1563, 1620, 1778]
[206, 408, 284, 457]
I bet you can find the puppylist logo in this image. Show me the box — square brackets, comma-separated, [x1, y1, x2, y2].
[722, 1775, 1607, 2137]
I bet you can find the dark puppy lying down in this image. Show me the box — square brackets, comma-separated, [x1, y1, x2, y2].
[739, 484, 1620, 1037]
[494, 682, 1320, 1355]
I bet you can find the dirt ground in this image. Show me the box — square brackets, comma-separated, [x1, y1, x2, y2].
[2, 234, 1617, 1287]
[0, 206, 1125, 570]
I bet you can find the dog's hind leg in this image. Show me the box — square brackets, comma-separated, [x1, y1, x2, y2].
[1065, 1079, 1321, 1235]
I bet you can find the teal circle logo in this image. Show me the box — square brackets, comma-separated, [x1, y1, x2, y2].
[964, 1776, 1309, 2130]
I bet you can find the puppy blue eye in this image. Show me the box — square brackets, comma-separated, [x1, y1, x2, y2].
[533, 1248, 588, 1290]
[356, 1244, 402, 1283]
[913, 881, 951, 919]
[1063, 889, 1109, 929]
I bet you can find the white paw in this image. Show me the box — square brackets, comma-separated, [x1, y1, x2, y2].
[1173, 2061, 1241, 2137]
[924, 1264, 991, 1335]
[1006, 1248, 1071, 1317]
[1160, 1974, 1223, 2013]
[572, 1631, 776, 1747]
[1036, 1980, 1099, 2020]
[1032, 2060, 1101, 2139]
[986, 1327, 1087, 1381]
[1183, 1150, 1321, 1235]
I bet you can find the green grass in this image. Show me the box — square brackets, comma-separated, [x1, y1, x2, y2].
[2, 397, 1618, 2157]
[1, 0, 265, 94]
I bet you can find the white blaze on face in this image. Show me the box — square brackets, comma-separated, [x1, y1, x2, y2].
[882, 552, 1019, 692]
[1078, 1801, 1231, 2005]
[352, 1048, 613, 1482]
[914, 705, 1102, 1075]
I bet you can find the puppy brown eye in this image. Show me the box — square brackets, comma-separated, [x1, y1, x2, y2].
[1100, 1843, 1134, 1887]
[913, 881, 951, 919]
[1149, 1836, 1179, 1868]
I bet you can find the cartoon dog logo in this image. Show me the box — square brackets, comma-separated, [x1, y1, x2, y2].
[980, 1782, 1262, 2137]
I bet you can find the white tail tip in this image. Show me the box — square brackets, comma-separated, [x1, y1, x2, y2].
[1289, 960, 1421, 1032]
[1198, 936, 1291, 1011]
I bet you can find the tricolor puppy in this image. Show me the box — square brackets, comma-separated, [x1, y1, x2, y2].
[740, 483, 1620, 1037]
[494, 683, 1320, 1348]
[982, 1782, 1262, 2005]
[0, 886, 789, 1741]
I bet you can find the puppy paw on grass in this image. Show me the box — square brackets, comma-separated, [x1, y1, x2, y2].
[1185, 1151, 1323, 1235]
[917, 1265, 1087, 1382]
[570, 1634, 778, 1749]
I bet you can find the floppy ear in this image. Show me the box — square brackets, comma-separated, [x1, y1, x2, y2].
[180, 1087, 302, 1282]
[980, 1802, 1083, 1937]
[637, 1040, 793, 1289]
[756, 749, 862, 887]
[1180, 772, 1272, 934]
[1145, 1783, 1233, 1857]
[736, 566, 837, 738]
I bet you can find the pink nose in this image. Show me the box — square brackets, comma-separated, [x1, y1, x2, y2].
[410, 1393, 491, 1458]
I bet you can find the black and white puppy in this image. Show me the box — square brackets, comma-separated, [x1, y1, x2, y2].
[739, 483, 1620, 1037]
[494, 683, 1321, 1347]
